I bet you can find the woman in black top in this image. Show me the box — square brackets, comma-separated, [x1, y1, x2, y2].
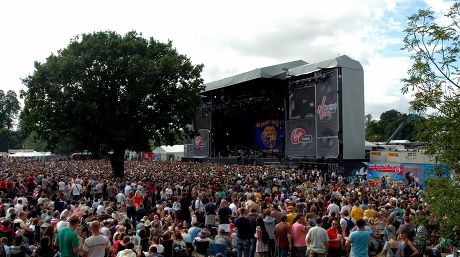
[400, 228, 419, 257]
[33, 236, 56, 257]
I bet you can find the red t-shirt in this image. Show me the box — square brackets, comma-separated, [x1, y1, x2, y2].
[0, 181, 6, 189]
[326, 227, 340, 248]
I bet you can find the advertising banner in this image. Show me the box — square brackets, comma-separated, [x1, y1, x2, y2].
[193, 129, 210, 157]
[365, 162, 447, 186]
[285, 118, 316, 157]
[254, 120, 282, 152]
[141, 152, 152, 161]
[316, 70, 338, 137]
[315, 70, 339, 158]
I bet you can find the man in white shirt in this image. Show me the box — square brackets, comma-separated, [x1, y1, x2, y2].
[71, 180, 83, 200]
[306, 217, 329, 256]
[124, 183, 132, 196]
[327, 199, 340, 216]
[14, 200, 24, 213]
[58, 180, 66, 191]
[83, 221, 111, 257]
[116, 192, 126, 206]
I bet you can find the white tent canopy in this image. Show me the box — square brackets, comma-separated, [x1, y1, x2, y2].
[152, 145, 184, 161]
[9, 151, 53, 158]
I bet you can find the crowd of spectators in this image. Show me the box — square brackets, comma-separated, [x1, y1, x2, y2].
[0, 158, 446, 257]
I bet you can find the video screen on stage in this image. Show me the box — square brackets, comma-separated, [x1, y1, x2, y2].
[289, 86, 316, 120]
[287, 69, 339, 158]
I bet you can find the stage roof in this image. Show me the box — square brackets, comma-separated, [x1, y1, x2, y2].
[204, 60, 307, 92]
[287, 55, 362, 77]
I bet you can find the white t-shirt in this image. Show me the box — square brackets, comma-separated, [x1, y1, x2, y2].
[71, 183, 82, 196]
[58, 181, 66, 191]
[83, 235, 110, 257]
[124, 185, 132, 196]
[116, 193, 126, 204]
[14, 203, 24, 213]
[100, 227, 110, 237]
[306, 226, 329, 254]
[96, 205, 105, 216]
[327, 203, 340, 215]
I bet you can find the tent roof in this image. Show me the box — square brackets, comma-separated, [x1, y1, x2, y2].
[152, 145, 184, 154]
[9, 151, 53, 157]
[365, 141, 377, 147]
[287, 55, 362, 77]
[204, 60, 307, 92]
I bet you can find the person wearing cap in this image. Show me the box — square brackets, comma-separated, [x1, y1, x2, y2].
[82, 221, 111, 257]
[54, 214, 82, 257]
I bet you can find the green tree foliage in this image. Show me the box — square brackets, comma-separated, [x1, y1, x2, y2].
[0, 129, 23, 152]
[402, 2, 460, 240]
[402, 3, 460, 175]
[0, 90, 20, 130]
[22, 131, 48, 152]
[365, 109, 422, 142]
[422, 178, 460, 239]
[21, 31, 204, 177]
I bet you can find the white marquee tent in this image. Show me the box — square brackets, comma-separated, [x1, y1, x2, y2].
[152, 145, 184, 161]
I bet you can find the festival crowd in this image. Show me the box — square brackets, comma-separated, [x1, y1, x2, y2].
[0, 158, 448, 257]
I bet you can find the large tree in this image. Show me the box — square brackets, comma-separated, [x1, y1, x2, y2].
[0, 90, 20, 130]
[402, 2, 460, 239]
[402, 3, 460, 176]
[21, 31, 204, 177]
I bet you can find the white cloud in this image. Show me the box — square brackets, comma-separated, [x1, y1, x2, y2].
[0, 0, 420, 118]
[364, 55, 412, 118]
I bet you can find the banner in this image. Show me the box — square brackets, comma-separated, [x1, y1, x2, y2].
[141, 152, 152, 161]
[285, 118, 316, 157]
[316, 70, 339, 158]
[193, 129, 210, 157]
[365, 162, 447, 186]
[288, 69, 339, 158]
[254, 120, 282, 152]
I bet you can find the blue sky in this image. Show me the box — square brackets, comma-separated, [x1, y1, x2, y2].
[0, 0, 454, 120]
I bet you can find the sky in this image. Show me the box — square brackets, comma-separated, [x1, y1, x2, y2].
[0, 0, 454, 119]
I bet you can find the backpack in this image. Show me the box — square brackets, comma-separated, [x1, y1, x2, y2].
[344, 217, 355, 234]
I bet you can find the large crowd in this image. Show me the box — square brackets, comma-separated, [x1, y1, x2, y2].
[0, 158, 448, 257]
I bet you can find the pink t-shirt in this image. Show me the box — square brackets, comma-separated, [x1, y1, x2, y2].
[290, 222, 307, 247]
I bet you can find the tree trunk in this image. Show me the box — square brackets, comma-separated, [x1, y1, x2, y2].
[110, 148, 125, 178]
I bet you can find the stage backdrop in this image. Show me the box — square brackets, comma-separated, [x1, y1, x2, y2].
[254, 120, 282, 152]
